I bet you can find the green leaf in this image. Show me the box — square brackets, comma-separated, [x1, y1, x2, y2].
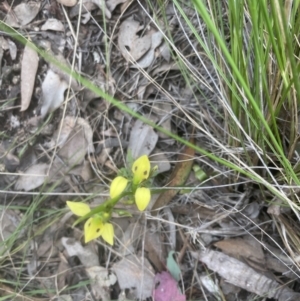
[166, 251, 181, 282]
[114, 209, 132, 217]
[193, 165, 207, 182]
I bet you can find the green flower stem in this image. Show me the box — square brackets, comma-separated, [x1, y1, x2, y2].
[72, 188, 164, 226]
[72, 192, 130, 226]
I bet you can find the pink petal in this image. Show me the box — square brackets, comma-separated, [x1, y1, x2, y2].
[153, 271, 186, 301]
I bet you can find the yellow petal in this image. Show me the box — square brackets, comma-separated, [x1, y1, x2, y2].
[67, 201, 91, 216]
[132, 155, 151, 185]
[110, 176, 128, 198]
[135, 187, 151, 211]
[84, 217, 103, 243]
[101, 223, 114, 245]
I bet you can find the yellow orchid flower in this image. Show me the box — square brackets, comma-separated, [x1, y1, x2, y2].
[66, 201, 91, 216]
[110, 176, 128, 198]
[132, 155, 151, 185]
[84, 216, 114, 245]
[135, 187, 151, 211]
[66, 201, 114, 245]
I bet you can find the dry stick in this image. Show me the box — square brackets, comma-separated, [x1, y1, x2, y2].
[150, 132, 195, 271]
[151, 133, 195, 214]
[191, 249, 300, 301]
[177, 228, 189, 264]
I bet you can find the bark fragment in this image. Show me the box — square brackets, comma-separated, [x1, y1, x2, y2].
[191, 249, 300, 301]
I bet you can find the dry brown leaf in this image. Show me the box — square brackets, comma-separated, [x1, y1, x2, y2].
[5, 2, 41, 28]
[131, 31, 163, 69]
[199, 275, 221, 298]
[37, 241, 57, 258]
[153, 103, 173, 140]
[49, 54, 79, 91]
[49, 117, 93, 168]
[118, 17, 151, 62]
[14, 163, 49, 191]
[151, 148, 171, 174]
[56, 257, 70, 291]
[106, 0, 127, 12]
[61, 237, 99, 267]
[265, 254, 295, 279]
[0, 42, 6, 75]
[137, 84, 156, 100]
[40, 69, 68, 118]
[220, 279, 241, 296]
[120, 0, 131, 12]
[0, 142, 20, 172]
[118, 17, 163, 68]
[41, 19, 64, 32]
[152, 62, 180, 76]
[20, 43, 39, 111]
[68, 160, 92, 181]
[50, 116, 94, 154]
[144, 225, 166, 271]
[0, 209, 22, 256]
[69, 0, 111, 19]
[69, 1, 96, 17]
[128, 119, 158, 159]
[8, 39, 17, 60]
[56, 296, 72, 301]
[159, 41, 171, 62]
[50, 116, 76, 148]
[58, 129, 87, 167]
[48, 158, 70, 182]
[152, 135, 195, 212]
[118, 222, 142, 256]
[77, 118, 95, 153]
[4, 152, 20, 172]
[214, 237, 265, 268]
[37, 41, 79, 91]
[90, 0, 111, 18]
[86, 266, 117, 301]
[112, 255, 154, 300]
[0, 37, 9, 51]
[56, 0, 77, 6]
[131, 35, 152, 61]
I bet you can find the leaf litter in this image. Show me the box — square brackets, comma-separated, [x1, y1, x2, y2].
[20, 43, 39, 112]
[118, 16, 163, 68]
[0, 0, 300, 300]
[14, 163, 49, 191]
[112, 255, 154, 300]
[40, 69, 68, 118]
[4, 2, 41, 28]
